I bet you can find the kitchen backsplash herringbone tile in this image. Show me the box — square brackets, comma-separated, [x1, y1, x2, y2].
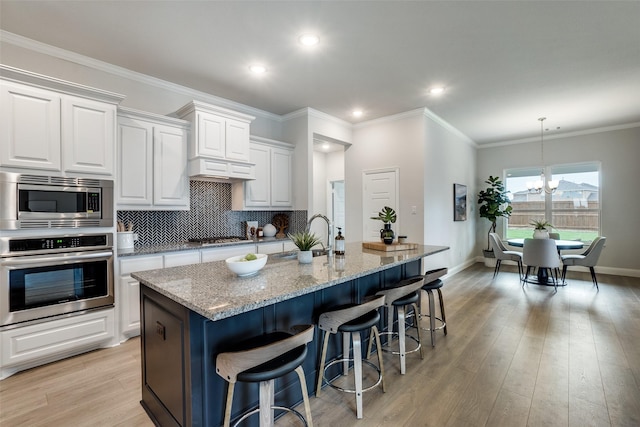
[117, 181, 306, 247]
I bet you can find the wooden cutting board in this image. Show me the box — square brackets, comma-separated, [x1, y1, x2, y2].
[362, 241, 419, 252]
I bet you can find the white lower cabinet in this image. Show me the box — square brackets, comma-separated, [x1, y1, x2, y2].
[283, 240, 297, 252]
[118, 254, 163, 339]
[201, 244, 255, 263]
[256, 241, 286, 254]
[0, 308, 115, 380]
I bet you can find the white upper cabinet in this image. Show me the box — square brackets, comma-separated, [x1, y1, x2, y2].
[0, 65, 124, 176]
[232, 136, 294, 210]
[175, 101, 254, 180]
[117, 107, 190, 210]
[0, 81, 61, 171]
[62, 96, 116, 175]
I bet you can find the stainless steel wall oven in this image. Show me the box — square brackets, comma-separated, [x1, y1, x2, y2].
[0, 172, 114, 230]
[0, 233, 114, 327]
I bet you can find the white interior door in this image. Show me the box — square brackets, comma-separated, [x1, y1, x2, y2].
[363, 168, 399, 241]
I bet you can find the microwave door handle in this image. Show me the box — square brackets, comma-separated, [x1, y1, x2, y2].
[1, 251, 113, 267]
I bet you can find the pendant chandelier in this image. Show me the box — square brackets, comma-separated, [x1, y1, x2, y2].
[526, 117, 559, 194]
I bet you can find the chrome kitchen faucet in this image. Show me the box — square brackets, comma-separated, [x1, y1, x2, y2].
[306, 214, 333, 257]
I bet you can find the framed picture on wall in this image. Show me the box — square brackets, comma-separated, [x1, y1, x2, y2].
[453, 183, 467, 221]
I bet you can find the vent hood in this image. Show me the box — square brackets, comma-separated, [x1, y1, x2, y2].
[189, 158, 255, 182]
[175, 100, 256, 181]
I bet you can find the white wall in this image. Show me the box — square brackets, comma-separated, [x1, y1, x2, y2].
[346, 109, 478, 272]
[478, 126, 640, 274]
[423, 114, 477, 271]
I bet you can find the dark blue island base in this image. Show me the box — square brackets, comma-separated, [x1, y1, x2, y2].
[139, 260, 422, 426]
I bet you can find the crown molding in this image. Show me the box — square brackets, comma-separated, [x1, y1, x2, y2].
[1, 30, 281, 122]
[281, 107, 352, 128]
[480, 121, 640, 149]
[422, 108, 477, 148]
[353, 107, 426, 129]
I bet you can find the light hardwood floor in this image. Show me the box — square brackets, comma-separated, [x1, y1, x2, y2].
[1, 263, 639, 426]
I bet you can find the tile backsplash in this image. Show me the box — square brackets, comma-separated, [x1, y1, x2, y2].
[117, 181, 307, 247]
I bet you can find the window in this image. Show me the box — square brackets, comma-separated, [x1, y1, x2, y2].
[505, 163, 600, 241]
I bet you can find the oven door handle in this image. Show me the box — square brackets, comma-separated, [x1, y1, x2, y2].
[1, 250, 113, 268]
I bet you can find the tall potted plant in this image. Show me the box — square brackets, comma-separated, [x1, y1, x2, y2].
[477, 175, 512, 264]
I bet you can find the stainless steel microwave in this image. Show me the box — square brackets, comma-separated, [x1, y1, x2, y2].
[0, 172, 114, 230]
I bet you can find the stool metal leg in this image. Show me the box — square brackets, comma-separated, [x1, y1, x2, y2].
[411, 302, 424, 359]
[294, 365, 314, 427]
[352, 331, 364, 419]
[437, 289, 447, 335]
[397, 305, 407, 374]
[342, 332, 350, 375]
[428, 289, 436, 346]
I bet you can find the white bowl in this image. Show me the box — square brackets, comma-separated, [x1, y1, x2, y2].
[225, 253, 268, 277]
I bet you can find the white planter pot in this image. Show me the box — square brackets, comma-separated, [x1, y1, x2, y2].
[484, 257, 497, 268]
[533, 229, 549, 239]
[298, 250, 313, 264]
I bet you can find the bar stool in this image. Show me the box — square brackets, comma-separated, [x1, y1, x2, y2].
[419, 268, 448, 347]
[316, 295, 386, 419]
[216, 324, 314, 427]
[373, 276, 425, 374]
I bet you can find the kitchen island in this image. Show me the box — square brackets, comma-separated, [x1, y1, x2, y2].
[132, 242, 448, 426]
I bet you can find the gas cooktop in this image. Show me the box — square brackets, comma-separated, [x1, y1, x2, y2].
[187, 237, 247, 246]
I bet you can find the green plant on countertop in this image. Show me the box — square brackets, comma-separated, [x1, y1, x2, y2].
[370, 206, 397, 224]
[288, 231, 322, 251]
[530, 219, 554, 230]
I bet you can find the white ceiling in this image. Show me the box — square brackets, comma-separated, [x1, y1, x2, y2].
[1, 1, 639, 144]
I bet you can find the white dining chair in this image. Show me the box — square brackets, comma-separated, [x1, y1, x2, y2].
[561, 236, 606, 290]
[489, 233, 523, 280]
[522, 238, 562, 290]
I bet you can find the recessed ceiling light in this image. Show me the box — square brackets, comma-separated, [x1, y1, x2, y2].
[249, 64, 267, 74]
[429, 87, 445, 95]
[322, 143, 331, 150]
[352, 110, 363, 118]
[299, 34, 320, 46]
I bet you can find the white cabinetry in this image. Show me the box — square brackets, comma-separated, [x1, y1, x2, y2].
[0, 308, 115, 380]
[0, 65, 123, 176]
[200, 244, 254, 263]
[175, 101, 255, 180]
[62, 96, 116, 175]
[118, 255, 164, 339]
[232, 136, 294, 210]
[117, 107, 190, 210]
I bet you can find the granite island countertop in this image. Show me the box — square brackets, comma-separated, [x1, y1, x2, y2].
[132, 242, 449, 322]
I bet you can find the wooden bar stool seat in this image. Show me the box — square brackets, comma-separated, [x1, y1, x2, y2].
[216, 325, 314, 427]
[373, 276, 425, 374]
[418, 268, 448, 347]
[316, 295, 386, 419]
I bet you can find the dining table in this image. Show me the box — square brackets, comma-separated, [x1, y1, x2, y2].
[506, 238, 585, 285]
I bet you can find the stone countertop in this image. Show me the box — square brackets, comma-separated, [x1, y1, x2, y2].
[117, 237, 289, 257]
[132, 242, 449, 322]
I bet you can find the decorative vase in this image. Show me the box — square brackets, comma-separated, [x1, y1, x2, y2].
[533, 229, 549, 239]
[380, 223, 395, 244]
[298, 250, 313, 264]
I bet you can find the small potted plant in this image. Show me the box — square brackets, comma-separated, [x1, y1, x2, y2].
[477, 176, 512, 265]
[530, 219, 554, 239]
[288, 231, 322, 264]
[370, 206, 397, 244]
